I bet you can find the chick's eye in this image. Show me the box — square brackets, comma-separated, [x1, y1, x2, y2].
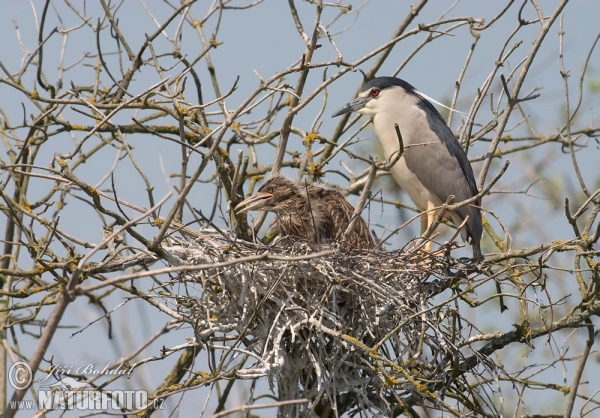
[370, 88, 380, 97]
[267, 187, 273, 193]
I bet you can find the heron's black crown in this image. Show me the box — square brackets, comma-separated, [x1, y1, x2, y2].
[360, 77, 416, 94]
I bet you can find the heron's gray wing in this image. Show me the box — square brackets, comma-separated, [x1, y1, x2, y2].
[416, 98, 479, 200]
[403, 99, 482, 244]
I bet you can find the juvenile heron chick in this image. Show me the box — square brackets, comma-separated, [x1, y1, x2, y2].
[332, 76, 482, 259]
[235, 176, 373, 249]
[235, 176, 325, 243]
[307, 184, 374, 249]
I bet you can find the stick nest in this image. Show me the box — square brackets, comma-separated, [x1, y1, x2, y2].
[162, 231, 496, 416]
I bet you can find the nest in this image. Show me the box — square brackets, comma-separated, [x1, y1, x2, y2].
[162, 231, 496, 416]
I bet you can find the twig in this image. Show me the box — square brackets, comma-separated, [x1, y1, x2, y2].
[211, 398, 309, 418]
[342, 157, 376, 243]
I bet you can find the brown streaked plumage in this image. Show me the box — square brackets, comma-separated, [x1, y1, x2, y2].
[305, 184, 374, 249]
[235, 176, 326, 243]
[235, 176, 373, 249]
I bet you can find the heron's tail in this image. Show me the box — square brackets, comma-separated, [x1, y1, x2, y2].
[471, 240, 483, 262]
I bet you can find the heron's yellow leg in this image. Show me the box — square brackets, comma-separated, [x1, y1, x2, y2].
[420, 212, 428, 236]
[422, 201, 437, 252]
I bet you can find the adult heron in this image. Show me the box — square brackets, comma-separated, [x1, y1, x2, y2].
[332, 76, 482, 259]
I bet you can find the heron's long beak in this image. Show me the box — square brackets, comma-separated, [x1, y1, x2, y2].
[234, 192, 274, 214]
[331, 97, 370, 117]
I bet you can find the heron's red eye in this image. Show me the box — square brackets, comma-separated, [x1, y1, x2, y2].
[370, 88, 380, 97]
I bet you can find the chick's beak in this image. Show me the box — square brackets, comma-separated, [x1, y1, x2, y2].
[234, 191, 274, 214]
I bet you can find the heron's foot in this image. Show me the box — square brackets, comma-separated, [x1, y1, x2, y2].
[408, 247, 447, 266]
[458, 254, 485, 266]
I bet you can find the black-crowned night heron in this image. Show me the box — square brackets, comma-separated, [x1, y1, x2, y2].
[235, 175, 374, 249]
[332, 76, 482, 259]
